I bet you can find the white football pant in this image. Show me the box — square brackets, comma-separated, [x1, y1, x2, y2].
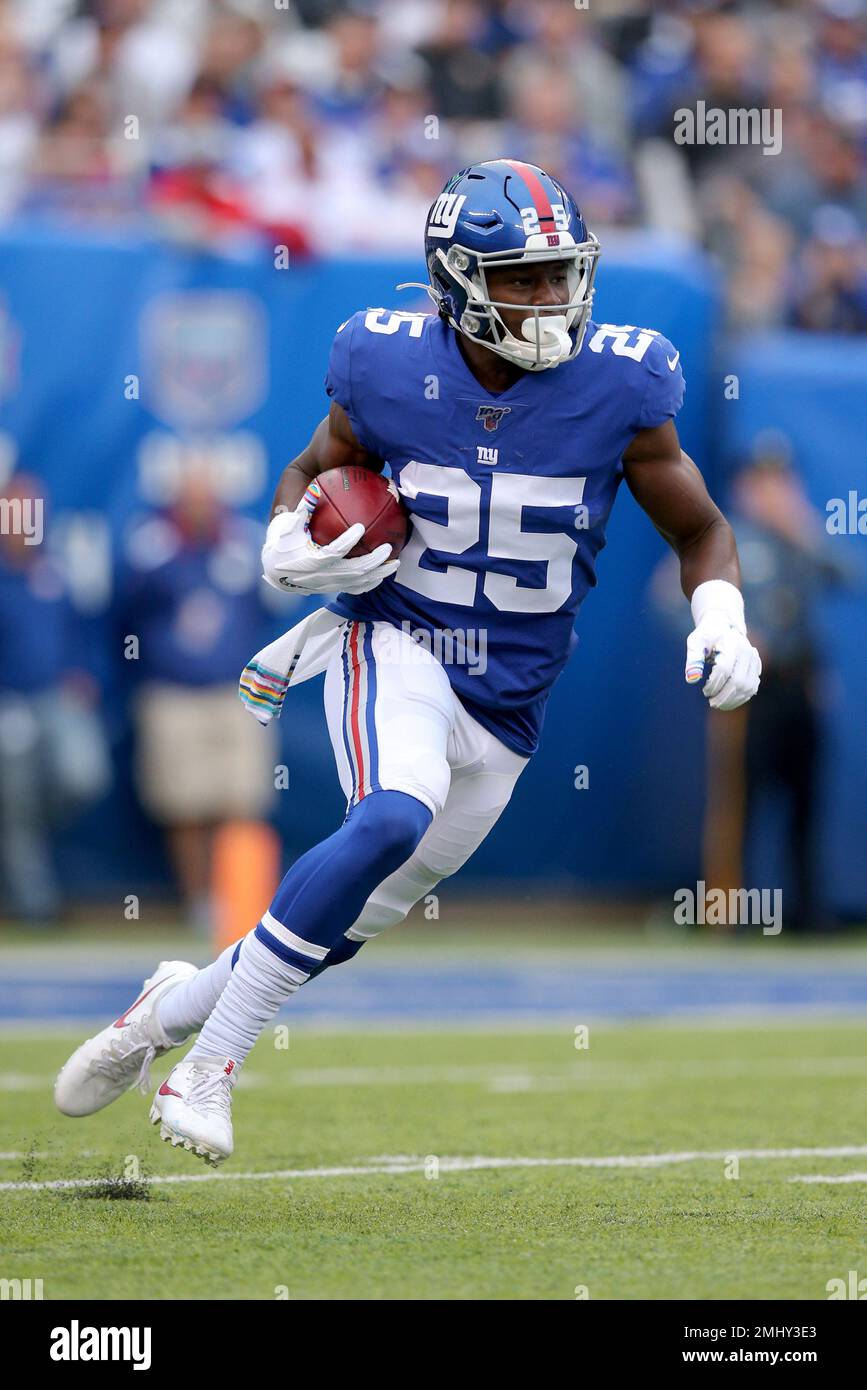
[323, 619, 529, 943]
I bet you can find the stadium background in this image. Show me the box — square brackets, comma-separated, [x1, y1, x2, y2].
[0, 0, 865, 925]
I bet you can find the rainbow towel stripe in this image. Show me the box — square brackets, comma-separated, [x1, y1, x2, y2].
[239, 661, 291, 724]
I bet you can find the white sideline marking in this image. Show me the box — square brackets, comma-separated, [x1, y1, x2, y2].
[230, 1055, 867, 1091]
[2, 1011, 866, 1037]
[0, 1150, 98, 1161]
[486, 1056, 867, 1093]
[3, 1145, 867, 1193]
[789, 1172, 867, 1185]
[2, 1055, 865, 1094]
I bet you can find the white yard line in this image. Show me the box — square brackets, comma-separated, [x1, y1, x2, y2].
[4, 1145, 867, 1193]
[1, 1055, 865, 1094]
[789, 1172, 867, 1184]
[1, 1010, 865, 1038]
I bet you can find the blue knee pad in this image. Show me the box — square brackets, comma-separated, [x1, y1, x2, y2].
[260, 790, 432, 961]
[343, 790, 431, 873]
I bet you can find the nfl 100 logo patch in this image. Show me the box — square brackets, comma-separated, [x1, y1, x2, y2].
[475, 404, 512, 433]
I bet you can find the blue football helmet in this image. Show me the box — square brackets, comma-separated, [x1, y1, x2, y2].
[414, 159, 600, 372]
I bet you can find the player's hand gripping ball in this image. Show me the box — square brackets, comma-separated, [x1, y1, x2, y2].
[261, 467, 408, 596]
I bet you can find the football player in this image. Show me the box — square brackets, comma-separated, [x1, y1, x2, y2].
[56, 161, 760, 1163]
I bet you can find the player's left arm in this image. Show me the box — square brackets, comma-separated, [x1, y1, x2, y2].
[622, 419, 761, 710]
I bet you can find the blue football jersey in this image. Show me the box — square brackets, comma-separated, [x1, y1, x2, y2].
[324, 308, 685, 756]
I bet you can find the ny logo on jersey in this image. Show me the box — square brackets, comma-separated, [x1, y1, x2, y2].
[477, 445, 498, 466]
[427, 193, 467, 239]
[475, 404, 512, 432]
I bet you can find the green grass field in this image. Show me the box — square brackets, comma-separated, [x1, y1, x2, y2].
[2, 1018, 865, 1300]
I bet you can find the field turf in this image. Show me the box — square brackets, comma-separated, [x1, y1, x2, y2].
[1, 1018, 865, 1300]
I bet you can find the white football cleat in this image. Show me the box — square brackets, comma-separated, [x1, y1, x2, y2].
[149, 1057, 237, 1167]
[54, 960, 198, 1118]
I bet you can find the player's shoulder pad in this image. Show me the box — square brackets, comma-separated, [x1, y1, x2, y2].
[584, 321, 685, 431]
[325, 306, 430, 388]
[324, 310, 376, 446]
[325, 308, 432, 452]
[637, 328, 685, 431]
[345, 307, 433, 348]
[324, 309, 362, 414]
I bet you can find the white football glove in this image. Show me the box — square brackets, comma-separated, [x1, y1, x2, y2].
[685, 580, 761, 711]
[261, 494, 400, 597]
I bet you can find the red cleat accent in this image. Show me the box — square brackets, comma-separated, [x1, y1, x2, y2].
[113, 977, 175, 1029]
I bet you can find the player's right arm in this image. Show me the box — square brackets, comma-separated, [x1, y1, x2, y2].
[269, 401, 383, 517]
[261, 402, 397, 597]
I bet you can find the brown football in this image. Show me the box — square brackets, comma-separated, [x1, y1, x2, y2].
[308, 466, 408, 559]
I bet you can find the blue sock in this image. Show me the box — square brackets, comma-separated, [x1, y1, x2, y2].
[304, 931, 367, 983]
[189, 790, 432, 1064]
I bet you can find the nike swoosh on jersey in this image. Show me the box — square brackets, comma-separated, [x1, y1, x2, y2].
[667, 352, 680, 371]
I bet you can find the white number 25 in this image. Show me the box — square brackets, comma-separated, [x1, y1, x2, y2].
[394, 462, 586, 614]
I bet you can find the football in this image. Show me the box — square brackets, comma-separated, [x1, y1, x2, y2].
[308, 465, 408, 559]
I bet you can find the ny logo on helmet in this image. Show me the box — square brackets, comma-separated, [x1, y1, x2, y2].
[428, 193, 467, 239]
[476, 404, 512, 432]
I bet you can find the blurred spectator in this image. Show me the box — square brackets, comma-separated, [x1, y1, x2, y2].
[703, 176, 794, 329]
[226, 74, 354, 252]
[313, 9, 385, 124]
[640, 12, 768, 180]
[43, 0, 198, 130]
[0, 474, 111, 923]
[415, 0, 504, 121]
[0, 31, 40, 218]
[151, 74, 238, 171]
[763, 115, 867, 233]
[150, 77, 313, 255]
[502, 0, 631, 154]
[196, 8, 264, 127]
[815, 0, 867, 135]
[785, 203, 867, 331]
[712, 440, 854, 931]
[114, 468, 280, 932]
[504, 66, 637, 225]
[0, 0, 863, 323]
[33, 81, 112, 184]
[649, 435, 856, 930]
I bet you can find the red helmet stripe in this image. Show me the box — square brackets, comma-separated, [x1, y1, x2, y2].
[501, 159, 556, 230]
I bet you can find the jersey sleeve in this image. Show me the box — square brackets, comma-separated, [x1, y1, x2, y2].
[635, 333, 685, 431]
[324, 312, 378, 455]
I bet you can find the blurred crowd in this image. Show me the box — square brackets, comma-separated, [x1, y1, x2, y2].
[0, 469, 282, 926]
[0, 0, 865, 329]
